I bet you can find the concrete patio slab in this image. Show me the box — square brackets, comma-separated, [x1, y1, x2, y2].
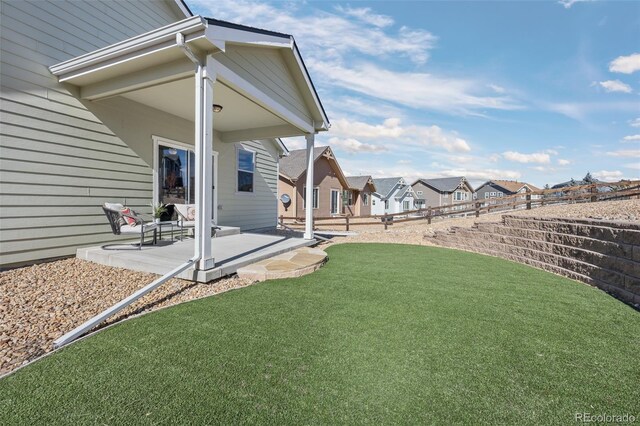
[77, 232, 316, 282]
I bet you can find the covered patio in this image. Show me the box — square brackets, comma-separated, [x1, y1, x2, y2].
[50, 15, 329, 276]
[46, 15, 329, 346]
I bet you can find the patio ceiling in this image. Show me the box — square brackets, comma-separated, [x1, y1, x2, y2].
[49, 16, 329, 142]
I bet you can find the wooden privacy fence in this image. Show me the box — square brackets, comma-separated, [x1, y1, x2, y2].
[279, 180, 640, 231]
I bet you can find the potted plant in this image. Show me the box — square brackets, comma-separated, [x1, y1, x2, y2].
[150, 202, 168, 223]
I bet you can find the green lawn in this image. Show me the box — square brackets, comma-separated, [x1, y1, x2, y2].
[1, 243, 638, 424]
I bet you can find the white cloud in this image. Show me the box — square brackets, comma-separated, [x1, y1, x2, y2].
[558, 0, 594, 8]
[310, 61, 520, 115]
[327, 137, 387, 153]
[609, 53, 640, 74]
[622, 135, 640, 143]
[503, 151, 551, 164]
[629, 118, 640, 128]
[558, 159, 571, 166]
[329, 117, 471, 153]
[592, 170, 624, 181]
[334, 6, 393, 28]
[191, 0, 435, 64]
[546, 101, 639, 121]
[607, 149, 640, 158]
[623, 162, 640, 170]
[598, 80, 632, 93]
[488, 84, 506, 94]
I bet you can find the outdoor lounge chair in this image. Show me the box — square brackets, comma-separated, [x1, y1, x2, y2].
[102, 202, 157, 249]
[174, 203, 220, 238]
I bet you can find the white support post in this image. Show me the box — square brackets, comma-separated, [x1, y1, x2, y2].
[194, 57, 215, 270]
[304, 133, 315, 240]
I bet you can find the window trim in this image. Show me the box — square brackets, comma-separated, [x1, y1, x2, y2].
[362, 193, 368, 206]
[236, 145, 256, 195]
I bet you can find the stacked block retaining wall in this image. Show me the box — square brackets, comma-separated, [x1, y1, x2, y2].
[425, 215, 640, 306]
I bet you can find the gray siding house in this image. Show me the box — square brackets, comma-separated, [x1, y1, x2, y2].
[0, 1, 329, 267]
[475, 180, 541, 203]
[412, 177, 474, 209]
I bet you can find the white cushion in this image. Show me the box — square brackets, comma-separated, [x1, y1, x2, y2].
[120, 223, 157, 234]
[104, 202, 124, 211]
[174, 203, 195, 220]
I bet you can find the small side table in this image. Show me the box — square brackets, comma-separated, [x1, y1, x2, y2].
[156, 220, 177, 241]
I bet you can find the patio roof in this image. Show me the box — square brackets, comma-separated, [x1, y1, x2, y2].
[49, 14, 328, 272]
[49, 15, 330, 141]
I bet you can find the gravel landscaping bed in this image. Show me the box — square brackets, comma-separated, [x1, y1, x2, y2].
[1, 198, 637, 376]
[0, 261, 252, 376]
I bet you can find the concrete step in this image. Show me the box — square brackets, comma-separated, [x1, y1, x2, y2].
[215, 226, 241, 237]
[237, 247, 327, 282]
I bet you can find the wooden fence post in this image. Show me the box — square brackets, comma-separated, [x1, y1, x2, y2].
[590, 184, 597, 202]
[526, 192, 532, 210]
[384, 214, 388, 230]
[279, 215, 284, 228]
[475, 201, 480, 218]
[345, 215, 350, 232]
[427, 207, 432, 225]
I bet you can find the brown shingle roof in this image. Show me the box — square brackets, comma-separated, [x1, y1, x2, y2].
[491, 180, 541, 193]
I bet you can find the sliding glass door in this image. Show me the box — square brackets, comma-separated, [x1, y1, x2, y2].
[158, 144, 194, 205]
[155, 138, 218, 223]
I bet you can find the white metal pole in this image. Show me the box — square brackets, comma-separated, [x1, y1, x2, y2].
[194, 60, 214, 270]
[304, 133, 315, 240]
[198, 56, 215, 270]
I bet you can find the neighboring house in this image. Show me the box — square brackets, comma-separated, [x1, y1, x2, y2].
[394, 185, 419, 213]
[0, 2, 329, 267]
[345, 176, 376, 217]
[278, 146, 349, 218]
[371, 177, 414, 215]
[412, 177, 474, 209]
[475, 180, 542, 203]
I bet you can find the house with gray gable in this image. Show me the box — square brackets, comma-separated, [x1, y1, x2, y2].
[412, 177, 474, 210]
[371, 177, 418, 215]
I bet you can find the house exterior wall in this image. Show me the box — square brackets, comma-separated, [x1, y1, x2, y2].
[476, 183, 512, 201]
[0, 0, 187, 267]
[277, 156, 345, 218]
[215, 46, 313, 128]
[412, 182, 441, 207]
[277, 177, 297, 217]
[371, 193, 385, 216]
[215, 140, 280, 231]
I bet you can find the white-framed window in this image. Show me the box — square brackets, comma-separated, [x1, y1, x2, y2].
[485, 193, 490, 199]
[346, 190, 354, 206]
[498, 192, 504, 197]
[372, 199, 376, 206]
[384, 200, 389, 209]
[490, 191, 496, 196]
[236, 146, 255, 193]
[453, 191, 468, 201]
[403, 200, 410, 210]
[363, 193, 369, 206]
[303, 187, 319, 209]
[417, 191, 423, 195]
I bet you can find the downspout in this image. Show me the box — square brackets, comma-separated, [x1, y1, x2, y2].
[53, 33, 205, 349]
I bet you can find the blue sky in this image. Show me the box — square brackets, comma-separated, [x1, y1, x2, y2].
[189, 0, 640, 187]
